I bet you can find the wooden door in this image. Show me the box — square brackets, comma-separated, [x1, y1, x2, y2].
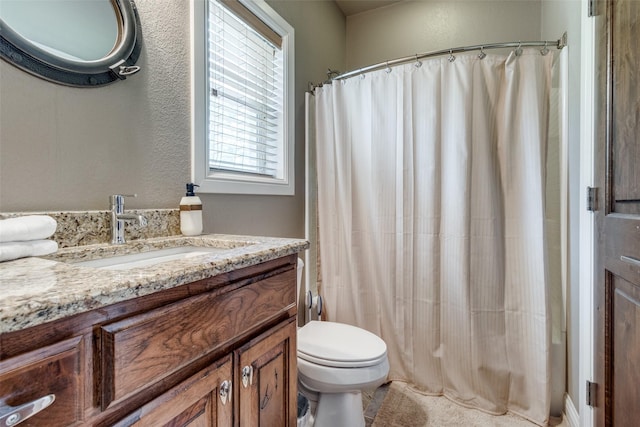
[113, 356, 233, 427]
[594, 0, 640, 425]
[236, 319, 297, 427]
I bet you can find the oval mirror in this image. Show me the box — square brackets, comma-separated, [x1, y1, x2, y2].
[0, 0, 142, 87]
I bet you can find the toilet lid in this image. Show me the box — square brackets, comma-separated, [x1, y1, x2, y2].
[297, 321, 387, 368]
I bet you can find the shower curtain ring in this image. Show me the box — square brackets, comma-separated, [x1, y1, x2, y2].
[478, 46, 487, 60]
[540, 41, 549, 56]
[448, 49, 456, 63]
[414, 54, 422, 68]
[515, 41, 523, 57]
[385, 61, 392, 73]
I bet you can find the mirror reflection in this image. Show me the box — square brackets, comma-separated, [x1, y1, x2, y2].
[1, 0, 119, 62]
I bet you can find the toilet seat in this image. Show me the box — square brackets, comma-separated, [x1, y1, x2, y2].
[297, 321, 387, 368]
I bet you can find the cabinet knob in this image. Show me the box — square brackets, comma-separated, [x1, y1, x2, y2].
[219, 380, 232, 405]
[241, 365, 253, 388]
[0, 394, 55, 426]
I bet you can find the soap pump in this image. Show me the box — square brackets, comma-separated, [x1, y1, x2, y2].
[180, 183, 203, 236]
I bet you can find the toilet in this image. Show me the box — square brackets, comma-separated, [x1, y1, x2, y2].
[296, 259, 389, 427]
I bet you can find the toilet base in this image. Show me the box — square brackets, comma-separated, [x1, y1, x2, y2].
[313, 391, 365, 427]
[297, 353, 389, 427]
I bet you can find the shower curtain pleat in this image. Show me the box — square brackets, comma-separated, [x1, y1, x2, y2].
[314, 49, 555, 426]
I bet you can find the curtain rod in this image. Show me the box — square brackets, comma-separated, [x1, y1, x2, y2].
[321, 32, 567, 85]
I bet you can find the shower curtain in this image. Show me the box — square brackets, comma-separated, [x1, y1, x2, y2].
[314, 50, 555, 425]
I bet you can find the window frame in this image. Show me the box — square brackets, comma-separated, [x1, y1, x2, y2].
[191, 0, 295, 195]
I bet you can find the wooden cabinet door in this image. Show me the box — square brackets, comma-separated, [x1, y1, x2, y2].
[0, 337, 82, 426]
[595, 0, 640, 425]
[236, 319, 297, 427]
[114, 356, 233, 427]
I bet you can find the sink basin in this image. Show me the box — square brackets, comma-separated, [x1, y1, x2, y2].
[73, 246, 227, 270]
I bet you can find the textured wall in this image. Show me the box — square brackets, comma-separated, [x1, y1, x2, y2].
[0, 0, 191, 211]
[0, 0, 346, 240]
[203, 0, 345, 238]
[345, 0, 542, 70]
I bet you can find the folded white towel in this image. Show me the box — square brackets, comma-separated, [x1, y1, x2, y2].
[0, 240, 59, 262]
[0, 215, 57, 243]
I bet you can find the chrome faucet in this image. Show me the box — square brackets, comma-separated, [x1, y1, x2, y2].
[110, 194, 147, 244]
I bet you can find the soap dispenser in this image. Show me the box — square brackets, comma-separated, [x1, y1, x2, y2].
[180, 183, 203, 236]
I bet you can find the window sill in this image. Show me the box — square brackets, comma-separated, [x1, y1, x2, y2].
[196, 174, 294, 196]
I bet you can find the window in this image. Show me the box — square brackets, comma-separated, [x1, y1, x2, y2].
[192, 0, 294, 195]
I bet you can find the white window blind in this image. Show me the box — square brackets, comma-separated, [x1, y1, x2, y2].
[208, 0, 284, 178]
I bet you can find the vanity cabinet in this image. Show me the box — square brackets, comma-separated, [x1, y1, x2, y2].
[236, 319, 296, 427]
[0, 254, 298, 427]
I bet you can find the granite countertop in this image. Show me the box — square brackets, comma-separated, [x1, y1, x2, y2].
[0, 234, 309, 334]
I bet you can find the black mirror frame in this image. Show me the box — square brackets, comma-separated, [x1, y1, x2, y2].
[0, 0, 142, 87]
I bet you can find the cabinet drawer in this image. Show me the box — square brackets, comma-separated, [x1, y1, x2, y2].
[0, 336, 82, 426]
[99, 269, 295, 409]
[114, 355, 233, 427]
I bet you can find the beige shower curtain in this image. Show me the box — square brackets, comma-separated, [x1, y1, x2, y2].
[315, 50, 554, 425]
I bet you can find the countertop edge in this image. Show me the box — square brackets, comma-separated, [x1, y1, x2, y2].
[0, 234, 309, 334]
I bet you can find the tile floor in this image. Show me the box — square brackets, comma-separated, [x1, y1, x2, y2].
[362, 382, 568, 427]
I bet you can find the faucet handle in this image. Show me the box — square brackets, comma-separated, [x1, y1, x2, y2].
[110, 194, 137, 203]
[110, 194, 138, 209]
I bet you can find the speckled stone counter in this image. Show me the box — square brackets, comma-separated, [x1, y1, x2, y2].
[0, 234, 309, 334]
[0, 209, 180, 248]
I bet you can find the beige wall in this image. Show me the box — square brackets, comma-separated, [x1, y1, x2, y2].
[0, 0, 191, 212]
[208, 0, 345, 238]
[345, 0, 542, 70]
[0, 0, 345, 239]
